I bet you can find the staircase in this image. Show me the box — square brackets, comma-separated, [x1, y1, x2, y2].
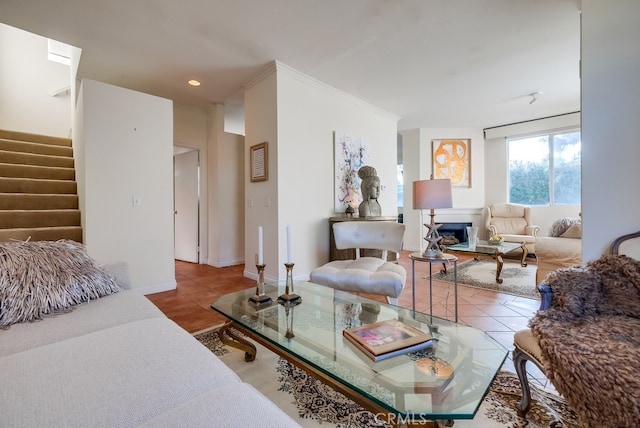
[0, 129, 82, 242]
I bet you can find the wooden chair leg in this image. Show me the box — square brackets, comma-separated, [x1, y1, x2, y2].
[513, 346, 537, 417]
[386, 296, 398, 305]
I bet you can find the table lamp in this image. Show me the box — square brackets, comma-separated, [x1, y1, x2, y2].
[413, 177, 453, 257]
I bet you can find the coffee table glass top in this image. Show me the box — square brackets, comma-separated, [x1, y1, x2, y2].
[445, 240, 523, 255]
[211, 281, 507, 420]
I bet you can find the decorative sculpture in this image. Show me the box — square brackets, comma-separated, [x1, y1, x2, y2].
[358, 166, 382, 217]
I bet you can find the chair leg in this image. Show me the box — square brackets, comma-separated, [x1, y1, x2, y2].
[513, 346, 535, 417]
[385, 296, 398, 305]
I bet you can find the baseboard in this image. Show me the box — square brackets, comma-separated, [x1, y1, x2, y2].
[208, 257, 244, 268]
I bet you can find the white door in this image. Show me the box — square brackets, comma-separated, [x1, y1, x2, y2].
[174, 150, 199, 263]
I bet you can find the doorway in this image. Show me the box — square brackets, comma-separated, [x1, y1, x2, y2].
[174, 148, 200, 263]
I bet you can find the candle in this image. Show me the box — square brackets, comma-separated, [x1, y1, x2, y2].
[258, 226, 263, 265]
[286, 225, 291, 263]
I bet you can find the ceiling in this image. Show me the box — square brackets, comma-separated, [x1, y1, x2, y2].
[0, 0, 581, 132]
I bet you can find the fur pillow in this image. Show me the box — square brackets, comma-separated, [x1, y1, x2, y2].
[549, 217, 581, 237]
[0, 240, 121, 328]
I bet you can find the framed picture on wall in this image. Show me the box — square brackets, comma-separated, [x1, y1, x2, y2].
[250, 142, 268, 182]
[432, 139, 471, 187]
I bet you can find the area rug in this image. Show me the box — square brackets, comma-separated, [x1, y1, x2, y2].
[195, 327, 580, 428]
[437, 259, 539, 299]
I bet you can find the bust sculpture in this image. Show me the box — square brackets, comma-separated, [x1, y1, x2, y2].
[358, 166, 382, 217]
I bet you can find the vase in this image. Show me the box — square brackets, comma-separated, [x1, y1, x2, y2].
[467, 226, 479, 250]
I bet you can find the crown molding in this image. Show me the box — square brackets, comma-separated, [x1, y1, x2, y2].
[244, 60, 400, 122]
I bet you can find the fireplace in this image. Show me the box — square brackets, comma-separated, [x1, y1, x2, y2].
[438, 222, 472, 245]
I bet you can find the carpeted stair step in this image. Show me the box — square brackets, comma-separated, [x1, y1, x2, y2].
[0, 129, 71, 147]
[0, 193, 78, 210]
[0, 209, 80, 229]
[0, 163, 75, 180]
[0, 128, 81, 243]
[0, 150, 74, 168]
[0, 138, 73, 157]
[0, 177, 77, 194]
[0, 226, 82, 243]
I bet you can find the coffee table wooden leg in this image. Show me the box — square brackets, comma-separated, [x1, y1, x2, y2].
[520, 243, 529, 267]
[217, 320, 257, 362]
[495, 254, 504, 283]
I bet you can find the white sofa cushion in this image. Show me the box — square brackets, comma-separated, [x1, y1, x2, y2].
[0, 318, 241, 427]
[0, 290, 166, 357]
[139, 382, 299, 427]
[535, 236, 582, 284]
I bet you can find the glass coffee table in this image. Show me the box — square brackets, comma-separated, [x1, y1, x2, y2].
[443, 240, 528, 283]
[211, 281, 507, 426]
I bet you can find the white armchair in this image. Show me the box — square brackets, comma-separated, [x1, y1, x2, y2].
[485, 203, 540, 253]
[310, 221, 406, 305]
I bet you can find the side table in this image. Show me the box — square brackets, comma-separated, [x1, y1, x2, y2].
[409, 252, 458, 322]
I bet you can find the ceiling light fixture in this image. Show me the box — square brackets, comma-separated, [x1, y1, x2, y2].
[187, 79, 201, 87]
[528, 91, 541, 104]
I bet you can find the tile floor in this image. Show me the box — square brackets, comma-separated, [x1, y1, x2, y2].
[146, 250, 554, 393]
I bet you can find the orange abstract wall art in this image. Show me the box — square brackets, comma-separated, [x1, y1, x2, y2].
[432, 139, 471, 187]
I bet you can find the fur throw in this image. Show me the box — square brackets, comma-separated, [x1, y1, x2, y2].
[530, 255, 640, 427]
[0, 240, 120, 328]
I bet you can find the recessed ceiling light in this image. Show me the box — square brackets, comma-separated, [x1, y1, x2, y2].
[188, 79, 201, 87]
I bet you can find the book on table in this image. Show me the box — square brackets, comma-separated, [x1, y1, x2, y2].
[343, 319, 433, 362]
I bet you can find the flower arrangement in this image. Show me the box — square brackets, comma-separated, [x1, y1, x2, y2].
[488, 234, 504, 245]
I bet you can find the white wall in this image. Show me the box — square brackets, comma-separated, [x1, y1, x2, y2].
[401, 128, 484, 251]
[0, 24, 72, 137]
[581, 0, 640, 260]
[206, 104, 245, 267]
[244, 68, 280, 280]
[244, 62, 399, 280]
[77, 79, 175, 293]
[173, 104, 209, 264]
[173, 104, 245, 267]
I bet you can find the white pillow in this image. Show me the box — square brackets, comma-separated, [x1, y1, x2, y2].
[560, 222, 582, 239]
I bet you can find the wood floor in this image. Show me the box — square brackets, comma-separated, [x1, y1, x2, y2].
[146, 250, 551, 391]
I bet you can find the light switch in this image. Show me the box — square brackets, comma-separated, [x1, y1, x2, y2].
[132, 195, 142, 207]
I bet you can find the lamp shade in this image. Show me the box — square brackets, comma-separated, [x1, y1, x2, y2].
[412, 179, 452, 210]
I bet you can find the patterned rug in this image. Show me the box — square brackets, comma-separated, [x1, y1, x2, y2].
[437, 259, 539, 299]
[195, 327, 580, 427]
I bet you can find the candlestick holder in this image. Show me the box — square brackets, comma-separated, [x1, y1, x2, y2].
[283, 302, 295, 340]
[278, 262, 302, 304]
[249, 264, 272, 305]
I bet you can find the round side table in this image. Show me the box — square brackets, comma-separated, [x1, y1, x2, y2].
[409, 252, 458, 322]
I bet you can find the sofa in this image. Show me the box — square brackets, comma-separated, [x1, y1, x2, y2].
[534, 217, 582, 284]
[0, 240, 297, 427]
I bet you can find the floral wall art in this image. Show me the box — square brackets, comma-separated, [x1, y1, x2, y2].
[334, 131, 370, 212]
[432, 139, 471, 187]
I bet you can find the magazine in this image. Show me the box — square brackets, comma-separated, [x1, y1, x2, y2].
[343, 319, 432, 362]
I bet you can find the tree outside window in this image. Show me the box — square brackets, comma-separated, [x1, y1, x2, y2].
[508, 130, 581, 206]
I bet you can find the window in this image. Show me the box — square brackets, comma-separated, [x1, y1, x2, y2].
[508, 130, 581, 206]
